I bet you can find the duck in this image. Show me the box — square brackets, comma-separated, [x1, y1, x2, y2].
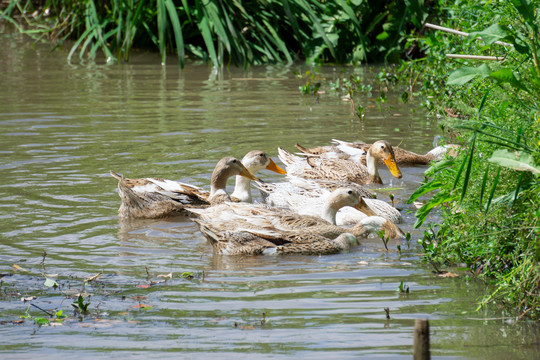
[111, 151, 285, 219]
[194, 220, 358, 256]
[278, 140, 402, 185]
[187, 188, 405, 243]
[296, 137, 459, 166]
[256, 176, 402, 225]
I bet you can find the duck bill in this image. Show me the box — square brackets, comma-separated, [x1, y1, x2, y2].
[383, 155, 402, 179]
[239, 164, 259, 181]
[266, 158, 287, 174]
[352, 198, 378, 216]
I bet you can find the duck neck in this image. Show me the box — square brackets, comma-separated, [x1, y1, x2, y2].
[366, 151, 382, 183]
[210, 168, 229, 197]
[320, 203, 338, 225]
[230, 175, 252, 202]
[320, 194, 343, 225]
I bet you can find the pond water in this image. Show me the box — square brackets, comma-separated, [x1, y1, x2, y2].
[0, 32, 538, 359]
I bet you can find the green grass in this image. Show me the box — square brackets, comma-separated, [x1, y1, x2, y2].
[2, 0, 428, 67]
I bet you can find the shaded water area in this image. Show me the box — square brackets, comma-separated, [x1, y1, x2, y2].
[0, 32, 538, 359]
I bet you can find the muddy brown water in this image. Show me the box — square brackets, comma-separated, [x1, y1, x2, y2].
[0, 32, 538, 359]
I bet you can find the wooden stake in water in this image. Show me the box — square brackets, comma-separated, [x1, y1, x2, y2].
[413, 319, 430, 360]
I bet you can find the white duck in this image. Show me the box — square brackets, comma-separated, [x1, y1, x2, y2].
[257, 176, 402, 225]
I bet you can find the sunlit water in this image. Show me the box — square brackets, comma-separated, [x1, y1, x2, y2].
[0, 32, 538, 359]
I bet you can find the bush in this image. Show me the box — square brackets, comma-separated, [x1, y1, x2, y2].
[403, 0, 539, 320]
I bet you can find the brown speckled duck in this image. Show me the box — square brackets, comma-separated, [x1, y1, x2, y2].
[279, 140, 402, 185]
[195, 221, 358, 256]
[187, 187, 404, 255]
[296, 138, 459, 166]
[111, 152, 285, 219]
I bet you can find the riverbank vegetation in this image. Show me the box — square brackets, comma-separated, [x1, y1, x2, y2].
[400, 0, 539, 321]
[1, 0, 425, 67]
[2, 1, 538, 320]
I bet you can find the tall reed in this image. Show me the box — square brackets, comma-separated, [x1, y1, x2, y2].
[1, 0, 427, 66]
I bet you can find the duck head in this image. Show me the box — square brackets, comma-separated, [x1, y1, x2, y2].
[210, 157, 258, 196]
[241, 150, 286, 174]
[368, 140, 402, 179]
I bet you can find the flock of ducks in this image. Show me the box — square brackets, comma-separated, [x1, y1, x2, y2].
[111, 139, 457, 256]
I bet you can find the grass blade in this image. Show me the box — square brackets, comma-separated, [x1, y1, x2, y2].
[407, 181, 444, 204]
[296, 0, 336, 59]
[479, 165, 490, 208]
[452, 134, 475, 191]
[282, 0, 304, 54]
[196, 2, 218, 68]
[460, 135, 476, 204]
[512, 172, 525, 206]
[68, 25, 96, 63]
[157, 0, 167, 64]
[484, 167, 501, 214]
[164, 0, 185, 68]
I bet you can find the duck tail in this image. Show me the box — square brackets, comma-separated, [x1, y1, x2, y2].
[277, 147, 298, 167]
[295, 143, 312, 154]
[116, 178, 141, 206]
[193, 220, 219, 245]
[110, 170, 123, 181]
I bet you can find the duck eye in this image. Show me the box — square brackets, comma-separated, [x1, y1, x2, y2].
[348, 190, 352, 194]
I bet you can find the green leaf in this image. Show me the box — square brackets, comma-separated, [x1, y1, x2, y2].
[424, 158, 455, 178]
[479, 165, 490, 207]
[453, 134, 476, 191]
[407, 181, 444, 204]
[376, 31, 390, 41]
[414, 191, 458, 228]
[44, 278, 58, 288]
[447, 64, 491, 85]
[35, 318, 50, 325]
[468, 24, 514, 45]
[489, 68, 527, 91]
[512, 0, 535, 23]
[488, 149, 540, 174]
[197, 7, 218, 68]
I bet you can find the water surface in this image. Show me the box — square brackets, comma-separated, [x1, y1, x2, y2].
[0, 32, 538, 359]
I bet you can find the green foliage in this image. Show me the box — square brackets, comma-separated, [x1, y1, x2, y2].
[398, 281, 409, 293]
[3, 0, 428, 67]
[43, 277, 58, 288]
[489, 149, 540, 174]
[400, 0, 540, 319]
[20, 307, 68, 325]
[72, 295, 91, 314]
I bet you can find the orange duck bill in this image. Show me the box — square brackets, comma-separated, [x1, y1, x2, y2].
[266, 158, 287, 174]
[383, 154, 403, 179]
